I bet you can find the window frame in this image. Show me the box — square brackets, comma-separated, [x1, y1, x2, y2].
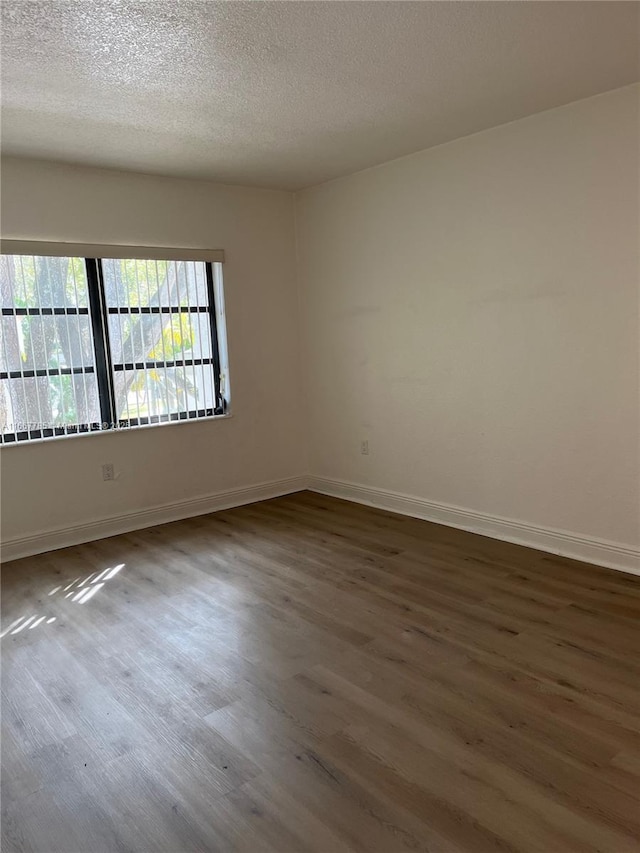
[0, 248, 228, 445]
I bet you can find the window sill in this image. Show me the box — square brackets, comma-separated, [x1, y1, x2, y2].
[0, 411, 233, 448]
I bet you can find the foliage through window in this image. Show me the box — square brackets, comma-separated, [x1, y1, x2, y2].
[0, 252, 228, 443]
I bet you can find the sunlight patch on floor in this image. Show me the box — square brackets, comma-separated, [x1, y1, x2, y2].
[0, 563, 125, 639]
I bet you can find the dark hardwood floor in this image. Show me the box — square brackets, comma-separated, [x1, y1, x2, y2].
[2, 491, 639, 852]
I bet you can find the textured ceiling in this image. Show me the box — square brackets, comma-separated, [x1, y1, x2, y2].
[1, 1, 638, 190]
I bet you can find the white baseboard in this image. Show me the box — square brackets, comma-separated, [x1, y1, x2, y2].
[307, 476, 640, 577]
[4, 473, 638, 577]
[1, 476, 307, 563]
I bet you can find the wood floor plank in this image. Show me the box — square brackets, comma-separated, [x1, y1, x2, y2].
[2, 491, 639, 852]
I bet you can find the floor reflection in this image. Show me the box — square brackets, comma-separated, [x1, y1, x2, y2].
[0, 563, 125, 639]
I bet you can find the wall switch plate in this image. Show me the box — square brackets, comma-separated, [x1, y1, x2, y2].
[102, 463, 115, 481]
[360, 440, 369, 455]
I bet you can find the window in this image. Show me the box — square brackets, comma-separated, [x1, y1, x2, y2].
[0, 243, 228, 443]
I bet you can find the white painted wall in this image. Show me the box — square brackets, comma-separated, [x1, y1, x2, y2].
[0, 158, 305, 545]
[2, 85, 638, 567]
[296, 85, 639, 551]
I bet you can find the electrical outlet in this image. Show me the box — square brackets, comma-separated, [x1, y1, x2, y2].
[102, 463, 115, 481]
[360, 440, 369, 455]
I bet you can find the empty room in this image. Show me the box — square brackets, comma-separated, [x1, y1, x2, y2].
[1, 1, 639, 851]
